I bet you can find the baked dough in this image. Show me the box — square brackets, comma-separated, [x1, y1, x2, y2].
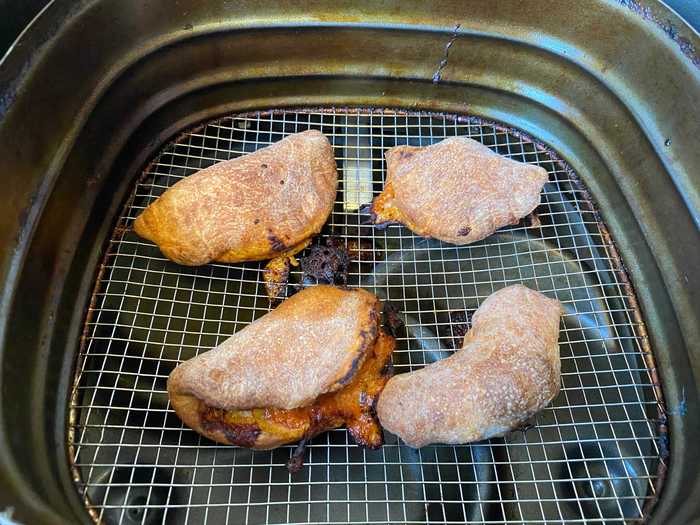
[377, 284, 561, 448]
[168, 285, 395, 449]
[134, 130, 337, 265]
[370, 137, 548, 244]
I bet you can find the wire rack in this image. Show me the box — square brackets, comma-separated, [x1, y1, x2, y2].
[68, 108, 666, 525]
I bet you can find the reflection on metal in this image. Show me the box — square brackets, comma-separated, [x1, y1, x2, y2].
[342, 114, 373, 211]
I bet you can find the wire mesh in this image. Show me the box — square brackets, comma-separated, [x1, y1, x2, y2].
[68, 108, 666, 525]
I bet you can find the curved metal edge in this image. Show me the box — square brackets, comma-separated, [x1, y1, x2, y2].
[64, 146, 208, 524]
[67, 257, 111, 525]
[61, 78, 697, 524]
[623, 0, 700, 64]
[0, 0, 57, 65]
[3, 78, 697, 525]
[0, 2, 696, 520]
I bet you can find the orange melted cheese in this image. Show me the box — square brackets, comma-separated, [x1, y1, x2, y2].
[262, 240, 308, 301]
[200, 331, 395, 448]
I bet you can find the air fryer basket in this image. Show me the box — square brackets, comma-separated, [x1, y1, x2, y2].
[68, 109, 665, 524]
[1, 2, 699, 525]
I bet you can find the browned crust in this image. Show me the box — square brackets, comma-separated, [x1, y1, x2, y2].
[200, 415, 261, 447]
[168, 391, 298, 450]
[133, 130, 337, 265]
[369, 138, 548, 245]
[376, 284, 562, 448]
[169, 330, 396, 450]
[167, 286, 382, 422]
[266, 229, 286, 253]
[327, 305, 379, 391]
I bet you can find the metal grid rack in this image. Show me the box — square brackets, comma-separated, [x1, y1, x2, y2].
[68, 108, 665, 525]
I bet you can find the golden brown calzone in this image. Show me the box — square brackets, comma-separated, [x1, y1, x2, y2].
[168, 285, 395, 450]
[370, 137, 548, 244]
[134, 130, 337, 266]
[377, 284, 561, 448]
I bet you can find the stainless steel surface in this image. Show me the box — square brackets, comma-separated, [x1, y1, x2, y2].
[68, 108, 664, 524]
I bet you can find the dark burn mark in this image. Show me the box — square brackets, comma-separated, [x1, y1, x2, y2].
[286, 438, 310, 474]
[325, 236, 380, 263]
[267, 229, 286, 252]
[382, 302, 404, 337]
[334, 351, 365, 388]
[280, 179, 285, 185]
[364, 198, 399, 228]
[346, 238, 380, 262]
[398, 149, 415, 160]
[333, 306, 379, 389]
[366, 302, 380, 331]
[260, 163, 268, 169]
[379, 361, 394, 378]
[300, 239, 349, 284]
[225, 424, 260, 446]
[360, 203, 402, 230]
[254, 218, 260, 225]
[359, 202, 381, 226]
[449, 310, 471, 349]
[457, 225, 472, 237]
[362, 201, 401, 229]
[200, 417, 261, 447]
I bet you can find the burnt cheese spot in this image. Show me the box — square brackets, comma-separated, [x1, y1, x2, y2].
[200, 417, 261, 447]
[300, 241, 350, 285]
[223, 423, 260, 447]
[457, 226, 472, 236]
[332, 316, 379, 389]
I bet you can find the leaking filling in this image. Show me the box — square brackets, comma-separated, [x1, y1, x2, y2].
[367, 182, 404, 227]
[198, 331, 395, 458]
[262, 239, 310, 301]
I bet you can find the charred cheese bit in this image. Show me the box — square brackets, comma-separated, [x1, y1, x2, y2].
[262, 239, 311, 301]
